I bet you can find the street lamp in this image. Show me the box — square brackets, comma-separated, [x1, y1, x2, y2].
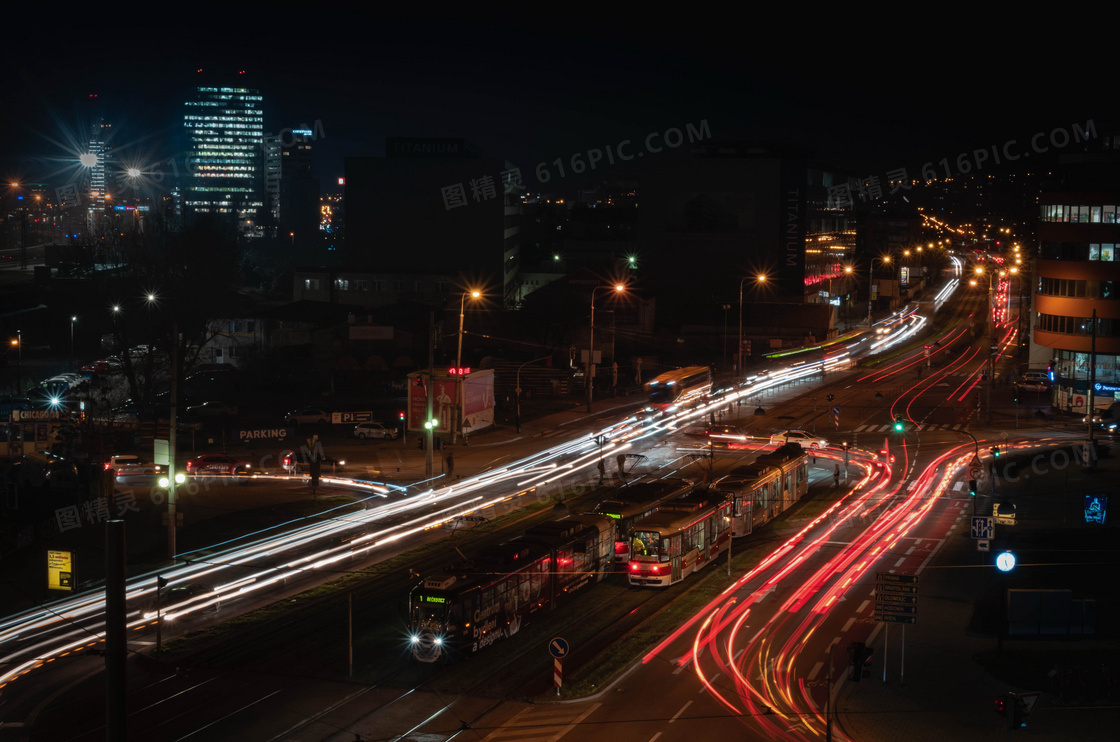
[587, 284, 625, 413]
[70, 316, 77, 371]
[975, 266, 1005, 424]
[453, 290, 481, 444]
[867, 255, 891, 328]
[738, 274, 766, 375]
[10, 331, 20, 396]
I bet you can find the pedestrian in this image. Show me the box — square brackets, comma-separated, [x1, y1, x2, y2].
[617, 453, 627, 479]
[446, 451, 455, 479]
[834, 464, 841, 487]
[597, 458, 605, 485]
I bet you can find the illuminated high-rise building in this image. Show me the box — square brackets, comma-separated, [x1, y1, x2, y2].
[84, 119, 111, 235]
[182, 85, 265, 237]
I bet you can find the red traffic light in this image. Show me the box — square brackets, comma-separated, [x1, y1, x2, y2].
[398, 411, 406, 420]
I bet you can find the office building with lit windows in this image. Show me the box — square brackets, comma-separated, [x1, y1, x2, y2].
[84, 119, 111, 235]
[182, 86, 265, 237]
[1034, 134, 1120, 414]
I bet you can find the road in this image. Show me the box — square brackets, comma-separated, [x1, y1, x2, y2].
[6, 265, 1086, 741]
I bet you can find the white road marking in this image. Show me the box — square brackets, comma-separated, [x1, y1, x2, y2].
[670, 701, 692, 723]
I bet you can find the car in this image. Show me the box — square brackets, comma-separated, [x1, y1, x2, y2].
[280, 450, 346, 474]
[286, 407, 330, 425]
[1083, 402, 1119, 430]
[771, 430, 827, 448]
[105, 455, 162, 475]
[186, 453, 252, 475]
[877, 449, 897, 464]
[185, 400, 239, 419]
[80, 361, 112, 377]
[1016, 381, 1049, 393]
[353, 421, 398, 440]
[142, 582, 220, 620]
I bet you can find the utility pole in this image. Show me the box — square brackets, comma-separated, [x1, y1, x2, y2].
[426, 311, 435, 478]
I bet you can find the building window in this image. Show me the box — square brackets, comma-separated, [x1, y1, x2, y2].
[395, 280, 407, 292]
[373, 280, 387, 291]
[304, 278, 320, 291]
[355, 280, 371, 292]
[335, 279, 350, 291]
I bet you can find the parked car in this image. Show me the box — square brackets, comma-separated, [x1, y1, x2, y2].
[771, 429, 828, 448]
[353, 421, 398, 440]
[185, 400, 239, 419]
[105, 454, 161, 475]
[286, 407, 330, 425]
[186, 454, 252, 475]
[1083, 402, 1119, 431]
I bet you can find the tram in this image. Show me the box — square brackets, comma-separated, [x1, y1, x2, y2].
[626, 492, 734, 587]
[594, 478, 695, 563]
[407, 513, 615, 662]
[646, 365, 713, 413]
[627, 444, 809, 587]
[712, 443, 810, 537]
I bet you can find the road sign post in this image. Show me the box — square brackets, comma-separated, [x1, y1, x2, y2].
[549, 636, 569, 695]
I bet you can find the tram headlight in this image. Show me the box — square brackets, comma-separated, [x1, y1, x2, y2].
[410, 635, 420, 644]
[433, 636, 443, 646]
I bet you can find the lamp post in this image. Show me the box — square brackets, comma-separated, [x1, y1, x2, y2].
[974, 266, 1005, 424]
[587, 284, 625, 413]
[738, 274, 766, 375]
[867, 255, 891, 328]
[453, 290, 481, 444]
[721, 304, 730, 370]
[10, 331, 20, 396]
[70, 316, 77, 371]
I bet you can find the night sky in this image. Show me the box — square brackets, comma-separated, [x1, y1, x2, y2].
[1, 10, 1111, 196]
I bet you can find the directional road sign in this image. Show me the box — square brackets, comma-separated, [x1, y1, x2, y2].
[875, 572, 918, 624]
[971, 516, 994, 539]
[548, 636, 570, 659]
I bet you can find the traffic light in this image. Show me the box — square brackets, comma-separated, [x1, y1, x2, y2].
[994, 695, 1008, 717]
[1009, 694, 1026, 729]
[848, 641, 873, 682]
[1013, 390, 1020, 404]
[969, 479, 978, 497]
[398, 411, 406, 421]
[992, 446, 1001, 458]
[893, 417, 904, 432]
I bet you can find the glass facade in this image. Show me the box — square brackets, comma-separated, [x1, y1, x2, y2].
[183, 87, 265, 237]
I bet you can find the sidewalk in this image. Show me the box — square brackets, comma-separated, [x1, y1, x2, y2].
[837, 445, 1120, 741]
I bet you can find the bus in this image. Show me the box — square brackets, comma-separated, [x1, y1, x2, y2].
[712, 443, 809, 537]
[407, 513, 615, 662]
[626, 492, 734, 587]
[594, 478, 695, 563]
[646, 365, 712, 413]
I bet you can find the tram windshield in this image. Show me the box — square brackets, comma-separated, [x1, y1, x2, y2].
[412, 590, 453, 623]
[630, 531, 669, 561]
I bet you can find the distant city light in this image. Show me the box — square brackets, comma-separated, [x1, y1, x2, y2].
[79, 153, 98, 167]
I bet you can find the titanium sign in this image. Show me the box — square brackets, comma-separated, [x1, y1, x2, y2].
[47, 549, 73, 591]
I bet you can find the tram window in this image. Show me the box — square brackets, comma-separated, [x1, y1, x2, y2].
[518, 574, 530, 604]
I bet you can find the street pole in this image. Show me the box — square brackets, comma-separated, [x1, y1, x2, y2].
[738, 278, 745, 375]
[1088, 308, 1097, 461]
[587, 285, 624, 414]
[586, 296, 595, 414]
[867, 260, 873, 328]
[987, 273, 995, 425]
[70, 316, 76, 371]
[426, 312, 434, 478]
[167, 321, 178, 560]
[14, 330, 20, 396]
